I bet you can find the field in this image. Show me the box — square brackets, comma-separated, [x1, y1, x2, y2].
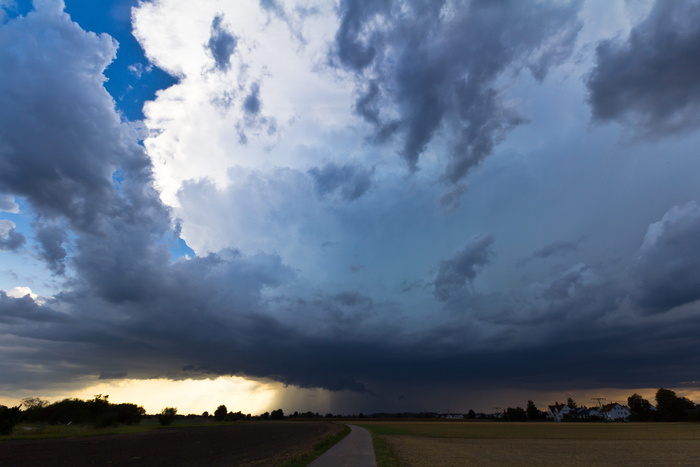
[0, 421, 346, 467]
[355, 421, 700, 466]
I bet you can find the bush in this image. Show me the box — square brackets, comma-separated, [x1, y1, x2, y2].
[94, 411, 119, 428]
[158, 407, 177, 426]
[214, 405, 227, 421]
[0, 405, 22, 435]
[115, 403, 145, 425]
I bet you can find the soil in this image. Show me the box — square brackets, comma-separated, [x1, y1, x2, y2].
[0, 422, 342, 467]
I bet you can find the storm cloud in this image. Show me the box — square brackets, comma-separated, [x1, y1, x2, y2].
[587, 0, 700, 136]
[0, 220, 24, 251]
[433, 234, 494, 301]
[309, 163, 373, 201]
[332, 0, 582, 186]
[207, 14, 237, 72]
[634, 202, 700, 313]
[2, 1, 700, 413]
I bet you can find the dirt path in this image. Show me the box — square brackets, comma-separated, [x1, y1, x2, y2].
[0, 422, 342, 467]
[309, 424, 376, 467]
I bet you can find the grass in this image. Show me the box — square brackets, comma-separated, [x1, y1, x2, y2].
[280, 423, 351, 467]
[2, 422, 155, 440]
[365, 426, 402, 467]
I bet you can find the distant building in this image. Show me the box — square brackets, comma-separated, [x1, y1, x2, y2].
[600, 403, 631, 421]
[547, 403, 572, 422]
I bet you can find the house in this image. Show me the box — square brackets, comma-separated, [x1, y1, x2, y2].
[600, 403, 631, 421]
[547, 403, 572, 422]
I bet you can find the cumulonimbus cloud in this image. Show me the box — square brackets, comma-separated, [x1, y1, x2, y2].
[587, 0, 700, 137]
[332, 0, 582, 188]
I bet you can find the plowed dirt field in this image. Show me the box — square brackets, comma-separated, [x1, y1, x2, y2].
[0, 422, 342, 467]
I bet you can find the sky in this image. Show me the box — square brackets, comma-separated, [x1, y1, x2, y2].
[1, 0, 700, 415]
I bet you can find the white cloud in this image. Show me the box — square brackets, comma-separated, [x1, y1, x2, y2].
[0, 218, 14, 236]
[135, 0, 362, 208]
[5, 285, 37, 300]
[0, 194, 18, 213]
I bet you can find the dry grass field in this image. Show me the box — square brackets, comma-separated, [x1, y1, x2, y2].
[357, 421, 700, 466]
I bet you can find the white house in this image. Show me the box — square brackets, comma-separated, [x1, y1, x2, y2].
[600, 403, 631, 421]
[547, 403, 572, 422]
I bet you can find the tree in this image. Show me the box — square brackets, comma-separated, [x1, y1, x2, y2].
[0, 405, 21, 435]
[214, 405, 227, 422]
[526, 400, 540, 420]
[656, 388, 694, 422]
[566, 397, 577, 409]
[467, 409, 476, 419]
[21, 397, 49, 423]
[158, 407, 177, 426]
[505, 407, 527, 421]
[114, 403, 145, 425]
[270, 408, 285, 420]
[628, 393, 655, 422]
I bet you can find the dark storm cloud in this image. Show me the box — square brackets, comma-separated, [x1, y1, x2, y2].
[332, 0, 582, 184]
[0, 4, 162, 236]
[4, 1, 700, 404]
[244, 82, 261, 115]
[517, 240, 579, 267]
[633, 202, 700, 313]
[259, 0, 285, 18]
[308, 162, 373, 201]
[0, 292, 67, 325]
[207, 14, 237, 72]
[542, 264, 588, 300]
[34, 222, 68, 274]
[532, 240, 579, 260]
[234, 81, 277, 145]
[433, 234, 494, 301]
[0, 221, 24, 251]
[587, 0, 700, 136]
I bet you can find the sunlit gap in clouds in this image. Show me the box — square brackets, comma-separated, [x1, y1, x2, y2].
[1, 376, 277, 416]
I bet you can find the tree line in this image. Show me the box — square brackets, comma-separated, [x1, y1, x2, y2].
[487, 388, 698, 422]
[0, 395, 145, 434]
[1, 387, 698, 435]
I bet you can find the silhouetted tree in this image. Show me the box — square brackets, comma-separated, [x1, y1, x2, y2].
[158, 407, 177, 426]
[114, 403, 145, 425]
[567, 397, 577, 409]
[226, 411, 247, 421]
[270, 408, 284, 420]
[0, 405, 21, 435]
[202, 411, 209, 418]
[628, 393, 656, 422]
[214, 405, 227, 421]
[467, 409, 476, 419]
[20, 397, 48, 423]
[656, 388, 694, 422]
[506, 407, 527, 421]
[526, 400, 540, 420]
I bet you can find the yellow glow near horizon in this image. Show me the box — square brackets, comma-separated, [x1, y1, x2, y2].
[1, 376, 278, 415]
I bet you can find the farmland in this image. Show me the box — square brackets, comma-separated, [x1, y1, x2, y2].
[356, 421, 700, 466]
[0, 421, 346, 467]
